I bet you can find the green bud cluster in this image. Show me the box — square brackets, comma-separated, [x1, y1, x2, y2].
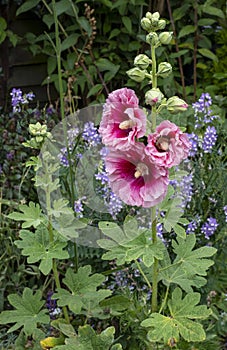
[23, 122, 52, 149]
[141, 12, 166, 32]
[126, 11, 188, 114]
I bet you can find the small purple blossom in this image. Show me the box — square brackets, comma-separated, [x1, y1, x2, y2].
[186, 217, 201, 234]
[187, 132, 199, 157]
[82, 121, 101, 147]
[10, 88, 35, 113]
[192, 93, 218, 128]
[46, 291, 61, 319]
[201, 217, 218, 239]
[223, 206, 227, 223]
[74, 197, 86, 218]
[202, 126, 217, 153]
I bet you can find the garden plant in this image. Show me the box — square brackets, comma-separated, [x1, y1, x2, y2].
[0, 1, 227, 350]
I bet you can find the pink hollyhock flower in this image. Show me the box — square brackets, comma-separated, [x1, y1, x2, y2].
[99, 88, 146, 150]
[104, 143, 169, 208]
[145, 120, 191, 168]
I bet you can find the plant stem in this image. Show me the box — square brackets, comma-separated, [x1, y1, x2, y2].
[52, 0, 79, 272]
[158, 285, 169, 314]
[135, 260, 152, 291]
[151, 206, 158, 313]
[150, 44, 159, 313]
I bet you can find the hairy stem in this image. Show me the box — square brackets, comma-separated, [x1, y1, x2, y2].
[151, 206, 158, 313]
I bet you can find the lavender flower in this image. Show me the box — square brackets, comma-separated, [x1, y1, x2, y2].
[10, 88, 35, 113]
[202, 126, 217, 153]
[74, 197, 86, 218]
[46, 291, 61, 319]
[192, 93, 218, 128]
[187, 132, 199, 157]
[186, 217, 201, 234]
[201, 217, 218, 239]
[223, 206, 227, 223]
[82, 122, 101, 147]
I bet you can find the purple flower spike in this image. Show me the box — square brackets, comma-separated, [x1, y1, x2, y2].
[201, 217, 218, 239]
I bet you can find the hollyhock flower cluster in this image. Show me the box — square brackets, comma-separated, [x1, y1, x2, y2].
[99, 88, 191, 208]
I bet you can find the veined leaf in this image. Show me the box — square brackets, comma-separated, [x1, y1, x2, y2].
[15, 225, 69, 275]
[7, 201, 44, 228]
[141, 287, 211, 343]
[16, 0, 40, 16]
[172, 234, 217, 276]
[202, 5, 225, 18]
[198, 48, 218, 62]
[54, 325, 123, 350]
[0, 288, 49, 335]
[98, 217, 165, 267]
[53, 266, 111, 316]
[178, 25, 196, 39]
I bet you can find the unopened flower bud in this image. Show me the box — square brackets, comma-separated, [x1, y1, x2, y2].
[167, 96, 188, 113]
[157, 62, 172, 78]
[158, 19, 166, 30]
[134, 54, 151, 70]
[126, 67, 146, 82]
[141, 17, 152, 32]
[145, 12, 152, 20]
[151, 12, 160, 26]
[159, 31, 173, 45]
[146, 32, 159, 46]
[145, 88, 164, 106]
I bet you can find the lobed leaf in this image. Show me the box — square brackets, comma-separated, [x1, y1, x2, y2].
[0, 288, 49, 335]
[141, 287, 212, 343]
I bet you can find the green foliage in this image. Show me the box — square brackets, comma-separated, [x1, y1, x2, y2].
[7, 201, 44, 228]
[53, 324, 123, 350]
[0, 288, 49, 335]
[159, 234, 217, 293]
[15, 224, 69, 275]
[98, 216, 165, 267]
[53, 266, 112, 317]
[141, 287, 212, 344]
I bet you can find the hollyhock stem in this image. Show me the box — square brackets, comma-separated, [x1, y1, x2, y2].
[151, 206, 158, 312]
[151, 44, 158, 313]
[151, 45, 157, 132]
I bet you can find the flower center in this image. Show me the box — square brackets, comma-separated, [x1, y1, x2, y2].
[119, 120, 135, 130]
[134, 162, 149, 178]
[156, 136, 170, 152]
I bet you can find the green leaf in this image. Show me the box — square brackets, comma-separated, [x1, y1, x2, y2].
[173, 223, 186, 239]
[141, 287, 212, 343]
[78, 17, 92, 36]
[98, 217, 165, 267]
[202, 5, 225, 18]
[87, 84, 103, 98]
[109, 28, 121, 39]
[100, 295, 131, 315]
[173, 4, 191, 21]
[96, 58, 120, 81]
[15, 225, 69, 275]
[16, 0, 40, 16]
[122, 16, 132, 33]
[0, 288, 49, 335]
[61, 33, 79, 51]
[172, 234, 217, 276]
[169, 49, 189, 59]
[47, 56, 57, 75]
[55, 0, 71, 16]
[178, 25, 196, 39]
[198, 48, 218, 61]
[53, 266, 111, 316]
[159, 249, 207, 293]
[0, 17, 7, 31]
[198, 18, 216, 26]
[54, 325, 122, 350]
[7, 201, 44, 228]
